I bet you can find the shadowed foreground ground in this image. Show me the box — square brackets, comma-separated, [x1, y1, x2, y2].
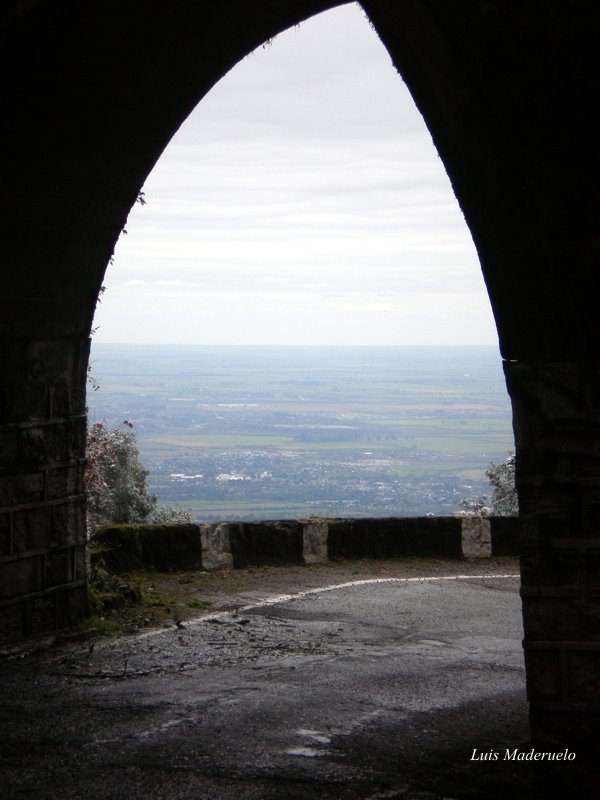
[0, 559, 532, 799]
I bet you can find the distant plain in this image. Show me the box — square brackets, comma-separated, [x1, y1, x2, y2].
[87, 345, 514, 520]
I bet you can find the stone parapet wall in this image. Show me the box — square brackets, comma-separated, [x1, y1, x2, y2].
[328, 517, 465, 560]
[212, 516, 518, 566]
[90, 516, 519, 576]
[1, 514, 519, 644]
[90, 524, 203, 575]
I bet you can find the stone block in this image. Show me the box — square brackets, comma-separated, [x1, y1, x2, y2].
[46, 547, 73, 589]
[327, 517, 462, 560]
[139, 524, 202, 571]
[523, 597, 600, 642]
[19, 383, 50, 421]
[325, 519, 356, 560]
[0, 429, 19, 465]
[12, 505, 54, 553]
[20, 425, 54, 463]
[0, 513, 11, 556]
[91, 524, 203, 573]
[55, 585, 88, 631]
[46, 462, 81, 501]
[524, 647, 562, 703]
[522, 547, 600, 595]
[0, 338, 88, 424]
[66, 416, 87, 458]
[461, 516, 492, 557]
[0, 376, 47, 427]
[302, 520, 328, 564]
[20, 419, 86, 465]
[73, 545, 86, 582]
[0, 604, 25, 646]
[90, 525, 143, 572]
[25, 594, 55, 635]
[490, 516, 520, 555]
[567, 650, 600, 707]
[51, 377, 81, 419]
[200, 523, 233, 571]
[52, 499, 86, 547]
[229, 521, 304, 568]
[0, 555, 44, 600]
[0, 469, 45, 507]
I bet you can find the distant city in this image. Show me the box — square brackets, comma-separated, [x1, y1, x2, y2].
[87, 345, 514, 521]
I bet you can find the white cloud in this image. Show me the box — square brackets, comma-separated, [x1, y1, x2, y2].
[94, 2, 496, 346]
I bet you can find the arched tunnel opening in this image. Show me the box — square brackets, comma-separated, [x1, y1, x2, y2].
[2, 1, 600, 796]
[79, 13, 527, 796]
[89, 2, 511, 523]
[79, 16, 527, 793]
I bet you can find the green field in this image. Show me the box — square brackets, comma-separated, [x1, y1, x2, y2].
[88, 344, 514, 519]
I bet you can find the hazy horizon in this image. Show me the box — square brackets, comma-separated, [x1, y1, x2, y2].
[91, 342, 502, 349]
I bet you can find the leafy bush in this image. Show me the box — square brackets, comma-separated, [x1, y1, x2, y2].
[458, 453, 518, 517]
[148, 505, 193, 524]
[85, 421, 193, 533]
[85, 421, 156, 529]
[486, 453, 518, 516]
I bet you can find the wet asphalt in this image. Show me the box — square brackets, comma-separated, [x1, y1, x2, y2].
[0, 575, 531, 799]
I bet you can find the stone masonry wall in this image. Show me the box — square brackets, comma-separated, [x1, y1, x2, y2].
[90, 516, 519, 577]
[0, 337, 89, 645]
[505, 360, 600, 793]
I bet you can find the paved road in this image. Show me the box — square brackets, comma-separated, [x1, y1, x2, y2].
[0, 574, 531, 799]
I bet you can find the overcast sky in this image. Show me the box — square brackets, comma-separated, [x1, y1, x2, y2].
[93, 2, 499, 347]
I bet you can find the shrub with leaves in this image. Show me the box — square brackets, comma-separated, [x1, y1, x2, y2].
[458, 495, 492, 517]
[147, 505, 193, 524]
[85, 421, 157, 531]
[486, 453, 518, 516]
[458, 453, 518, 517]
[85, 420, 194, 533]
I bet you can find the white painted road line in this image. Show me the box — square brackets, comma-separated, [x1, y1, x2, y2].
[131, 573, 520, 643]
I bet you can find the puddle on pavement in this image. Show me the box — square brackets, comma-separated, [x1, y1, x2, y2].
[286, 728, 332, 757]
[286, 746, 326, 758]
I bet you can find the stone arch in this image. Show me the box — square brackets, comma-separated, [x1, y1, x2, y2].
[2, 1, 600, 793]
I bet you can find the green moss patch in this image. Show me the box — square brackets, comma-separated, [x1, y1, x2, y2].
[79, 568, 213, 640]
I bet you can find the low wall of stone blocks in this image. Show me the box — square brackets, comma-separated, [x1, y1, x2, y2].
[2, 515, 519, 644]
[91, 515, 520, 575]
